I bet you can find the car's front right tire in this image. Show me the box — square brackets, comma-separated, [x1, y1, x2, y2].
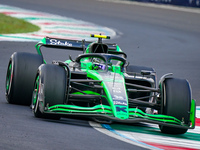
[159, 78, 191, 134]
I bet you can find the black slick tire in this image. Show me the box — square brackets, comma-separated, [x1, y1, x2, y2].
[159, 78, 191, 134]
[33, 64, 67, 120]
[5, 52, 43, 105]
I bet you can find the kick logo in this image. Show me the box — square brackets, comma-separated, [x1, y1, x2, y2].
[116, 106, 127, 113]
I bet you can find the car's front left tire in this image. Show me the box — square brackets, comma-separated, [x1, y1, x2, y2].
[5, 52, 43, 105]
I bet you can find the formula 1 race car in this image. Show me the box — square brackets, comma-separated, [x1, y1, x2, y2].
[5, 34, 196, 134]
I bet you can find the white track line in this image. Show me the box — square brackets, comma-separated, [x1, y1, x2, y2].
[89, 121, 162, 150]
[90, 108, 200, 150]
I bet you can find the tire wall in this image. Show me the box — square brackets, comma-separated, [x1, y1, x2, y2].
[131, 0, 200, 7]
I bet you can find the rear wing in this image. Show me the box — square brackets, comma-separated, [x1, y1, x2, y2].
[36, 37, 91, 55]
[35, 37, 126, 61]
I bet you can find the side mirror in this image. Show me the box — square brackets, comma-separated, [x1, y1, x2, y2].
[141, 70, 153, 76]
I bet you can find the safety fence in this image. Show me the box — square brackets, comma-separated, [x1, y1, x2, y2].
[131, 0, 200, 7]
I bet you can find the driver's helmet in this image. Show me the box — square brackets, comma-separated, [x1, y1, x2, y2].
[92, 58, 106, 70]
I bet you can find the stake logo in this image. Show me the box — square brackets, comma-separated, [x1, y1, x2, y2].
[49, 39, 72, 46]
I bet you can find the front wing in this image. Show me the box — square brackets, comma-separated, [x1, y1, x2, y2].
[43, 99, 196, 130]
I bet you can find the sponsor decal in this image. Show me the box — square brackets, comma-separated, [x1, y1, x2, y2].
[116, 106, 127, 113]
[112, 95, 125, 100]
[48, 38, 72, 46]
[113, 95, 127, 106]
[112, 87, 122, 93]
[113, 100, 127, 106]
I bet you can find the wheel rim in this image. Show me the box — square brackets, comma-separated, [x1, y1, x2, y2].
[32, 75, 40, 112]
[6, 61, 13, 96]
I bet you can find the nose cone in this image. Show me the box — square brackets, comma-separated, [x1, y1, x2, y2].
[101, 72, 129, 120]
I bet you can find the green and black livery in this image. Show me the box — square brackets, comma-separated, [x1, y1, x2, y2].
[6, 34, 196, 134]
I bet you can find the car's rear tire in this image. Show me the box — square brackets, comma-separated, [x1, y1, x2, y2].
[5, 52, 43, 105]
[159, 78, 191, 134]
[32, 64, 67, 120]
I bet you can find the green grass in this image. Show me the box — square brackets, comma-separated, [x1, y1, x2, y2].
[0, 13, 40, 34]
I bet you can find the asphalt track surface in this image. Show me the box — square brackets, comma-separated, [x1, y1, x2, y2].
[0, 0, 200, 149]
